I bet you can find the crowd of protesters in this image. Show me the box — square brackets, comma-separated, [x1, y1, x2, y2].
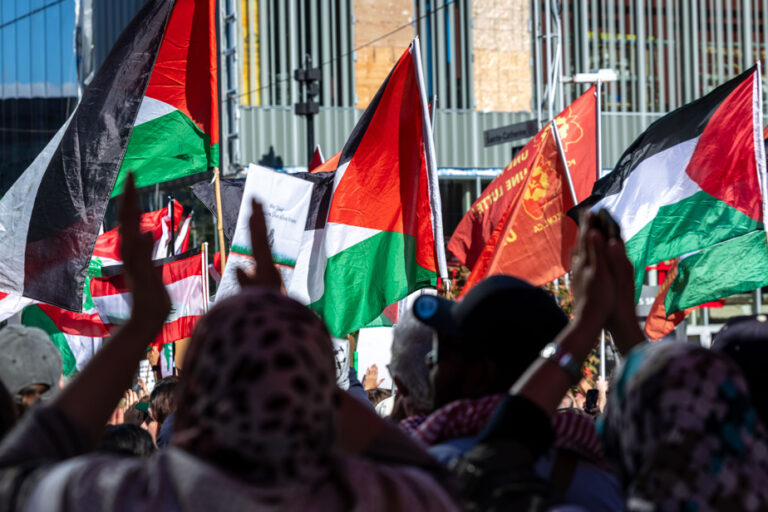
[0, 176, 766, 511]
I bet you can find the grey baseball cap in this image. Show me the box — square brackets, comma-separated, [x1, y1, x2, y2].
[0, 325, 62, 400]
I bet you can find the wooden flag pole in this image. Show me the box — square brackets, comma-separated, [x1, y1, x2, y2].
[213, 167, 227, 270]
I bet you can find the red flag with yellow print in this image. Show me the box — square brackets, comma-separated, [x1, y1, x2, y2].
[448, 87, 596, 270]
[460, 122, 579, 295]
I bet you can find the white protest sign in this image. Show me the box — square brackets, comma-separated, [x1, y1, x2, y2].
[356, 327, 394, 390]
[216, 165, 314, 302]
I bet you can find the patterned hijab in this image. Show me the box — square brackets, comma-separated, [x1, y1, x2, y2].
[601, 341, 768, 511]
[173, 288, 337, 500]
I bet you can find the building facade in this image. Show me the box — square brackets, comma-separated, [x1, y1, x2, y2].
[0, 0, 79, 196]
[6, 0, 768, 341]
[543, 0, 768, 342]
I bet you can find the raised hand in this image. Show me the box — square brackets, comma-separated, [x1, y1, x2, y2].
[362, 364, 385, 391]
[119, 174, 171, 330]
[236, 200, 283, 290]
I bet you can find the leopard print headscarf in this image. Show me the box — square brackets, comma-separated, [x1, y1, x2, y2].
[173, 288, 336, 500]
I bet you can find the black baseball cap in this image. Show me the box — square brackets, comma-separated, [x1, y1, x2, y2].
[413, 275, 569, 363]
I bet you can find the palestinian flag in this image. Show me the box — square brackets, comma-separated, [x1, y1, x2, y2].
[0, 0, 175, 311]
[0, 293, 34, 323]
[22, 252, 109, 377]
[288, 39, 447, 338]
[93, 200, 183, 265]
[22, 202, 185, 374]
[22, 306, 104, 377]
[365, 302, 400, 328]
[572, 66, 767, 308]
[90, 249, 207, 346]
[112, 0, 219, 197]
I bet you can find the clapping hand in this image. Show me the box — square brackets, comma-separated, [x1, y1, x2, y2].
[570, 212, 617, 327]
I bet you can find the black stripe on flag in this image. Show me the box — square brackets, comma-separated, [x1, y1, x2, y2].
[294, 171, 335, 231]
[22, 0, 175, 310]
[338, 65, 395, 168]
[570, 66, 755, 218]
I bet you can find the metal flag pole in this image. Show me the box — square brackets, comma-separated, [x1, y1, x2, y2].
[595, 79, 607, 380]
[213, 167, 227, 270]
[551, 121, 577, 205]
[563, 69, 617, 380]
[168, 195, 175, 257]
[201, 242, 210, 312]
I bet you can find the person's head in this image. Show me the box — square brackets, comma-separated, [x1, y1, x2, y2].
[413, 275, 569, 409]
[602, 342, 768, 509]
[173, 288, 336, 490]
[149, 376, 179, 427]
[99, 424, 156, 458]
[389, 309, 433, 416]
[711, 314, 768, 424]
[0, 325, 62, 414]
[558, 392, 575, 410]
[125, 399, 150, 426]
[366, 388, 391, 407]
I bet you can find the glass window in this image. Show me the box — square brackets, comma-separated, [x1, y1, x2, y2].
[0, 0, 77, 196]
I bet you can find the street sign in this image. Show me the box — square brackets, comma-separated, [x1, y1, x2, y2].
[483, 119, 538, 148]
[636, 285, 660, 317]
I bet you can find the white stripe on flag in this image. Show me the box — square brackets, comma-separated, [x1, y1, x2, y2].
[134, 97, 177, 127]
[93, 275, 205, 327]
[591, 137, 701, 241]
[174, 216, 192, 254]
[0, 294, 35, 322]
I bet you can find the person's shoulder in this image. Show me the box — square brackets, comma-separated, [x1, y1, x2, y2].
[28, 453, 154, 510]
[335, 455, 461, 511]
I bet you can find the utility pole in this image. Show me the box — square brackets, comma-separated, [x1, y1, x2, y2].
[294, 55, 321, 167]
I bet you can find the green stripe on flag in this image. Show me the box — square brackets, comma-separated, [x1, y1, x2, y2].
[666, 230, 768, 313]
[625, 190, 762, 301]
[22, 306, 77, 377]
[230, 244, 297, 267]
[112, 110, 219, 197]
[309, 230, 437, 337]
[365, 312, 395, 328]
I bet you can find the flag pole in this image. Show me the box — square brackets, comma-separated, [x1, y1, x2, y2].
[213, 167, 227, 270]
[201, 242, 210, 312]
[595, 79, 607, 380]
[551, 121, 577, 205]
[168, 194, 175, 257]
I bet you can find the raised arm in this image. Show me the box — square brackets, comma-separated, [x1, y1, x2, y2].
[54, 174, 171, 441]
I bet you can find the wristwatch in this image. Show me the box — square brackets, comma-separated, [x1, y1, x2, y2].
[540, 342, 581, 383]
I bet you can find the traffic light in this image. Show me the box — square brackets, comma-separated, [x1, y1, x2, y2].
[294, 56, 321, 166]
[294, 66, 320, 116]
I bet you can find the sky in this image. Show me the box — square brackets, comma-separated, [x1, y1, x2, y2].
[0, 0, 77, 99]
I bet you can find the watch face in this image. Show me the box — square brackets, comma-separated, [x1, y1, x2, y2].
[541, 344, 557, 358]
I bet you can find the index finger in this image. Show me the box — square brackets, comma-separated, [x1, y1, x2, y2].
[118, 173, 139, 239]
[249, 200, 270, 255]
